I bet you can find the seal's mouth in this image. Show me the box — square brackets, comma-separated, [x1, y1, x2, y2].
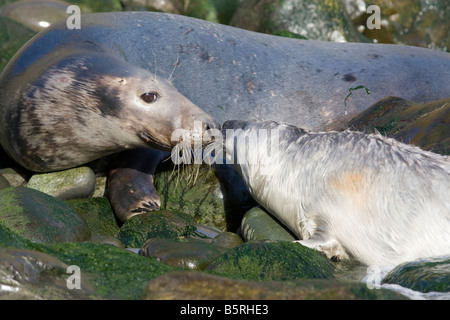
[138, 131, 172, 151]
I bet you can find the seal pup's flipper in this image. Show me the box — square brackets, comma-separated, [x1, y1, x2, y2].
[108, 148, 170, 222]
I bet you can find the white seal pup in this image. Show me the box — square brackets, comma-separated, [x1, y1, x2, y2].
[222, 120, 450, 266]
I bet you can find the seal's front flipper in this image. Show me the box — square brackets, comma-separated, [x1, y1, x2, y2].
[294, 237, 350, 262]
[108, 148, 170, 222]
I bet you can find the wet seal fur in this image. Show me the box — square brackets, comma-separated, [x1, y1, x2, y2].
[222, 120, 450, 266]
[2, 12, 449, 132]
[0, 39, 219, 222]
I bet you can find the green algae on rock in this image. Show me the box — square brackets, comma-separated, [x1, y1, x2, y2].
[206, 241, 334, 281]
[27, 166, 96, 200]
[154, 163, 227, 231]
[349, 96, 450, 155]
[141, 237, 227, 270]
[383, 256, 450, 293]
[240, 207, 297, 242]
[66, 197, 119, 237]
[0, 186, 91, 244]
[117, 211, 197, 248]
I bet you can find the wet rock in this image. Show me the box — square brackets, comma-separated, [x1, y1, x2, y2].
[92, 175, 107, 197]
[383, 255, 450, 293]
[142, 271, 408, 300]
[0, 0, 70, 31]
[45, 241, 174, 299]
[140, 237, 227, 270]
[0, 16, 36, 73]
[0, 174, 9, 190]
[349, 96, 450, 155]
[121, 0, 239, 24]
[66, 197, 119, 237]
[90, 235, 124, 248]
[154, 164, 227, 231]
[117, 211, 197, 248]
[211, 232, 243, 249]
[346, 0, 449, 51]
[0, 247, 95, 300]
[0, 168, 26, 187]
[0, 186, 91, 244]
[240, 207, 297, 242]
[27, 166, 96, 200]
[70, 0, 122, 13]
[206, 241, 334, 281]
[230, 0, 366, 42]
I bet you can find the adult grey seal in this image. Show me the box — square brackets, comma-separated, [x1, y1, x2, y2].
[0, 36, 219, 221]
[221, 120, 450, 266]
[2, 11, 449, 132]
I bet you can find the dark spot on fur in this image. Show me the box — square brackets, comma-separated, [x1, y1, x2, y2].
[343, 73, 357, 82]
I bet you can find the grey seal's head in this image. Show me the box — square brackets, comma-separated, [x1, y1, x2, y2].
[0, 45, 219, 172]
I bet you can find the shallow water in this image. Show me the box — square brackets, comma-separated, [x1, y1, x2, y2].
[334, 260, 450, 300]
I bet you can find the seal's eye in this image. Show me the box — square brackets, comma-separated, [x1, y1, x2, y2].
[140, 92, 158, 103]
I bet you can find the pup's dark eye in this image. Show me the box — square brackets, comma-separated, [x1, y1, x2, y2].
[140, 92, 158, 103]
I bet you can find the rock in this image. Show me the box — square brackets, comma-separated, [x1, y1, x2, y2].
[213, 163, 258, 231]
[142, 271, 408, 300]
[121, 0, 240, 24]
[230, 0, 366, 42]
[27, 166, 96, 200]
[66, 197, 119, 237]
[0, 16, 36, 73]
[140, 237, 227, 270]
[211, 232, 243, 249]
[45, 241, 174, 299]
[346, 0, 449, 52]
[240, 207, 297, 241]
[70, 0, 123, 13]
[90, 235, 124, 248]
[117, 211, 197, 248]
[0, 186, 91, 244]
[349, 96, 450, 155]
[0, 247, 95, 300]
[383, 255, 450, 293]
[206, 241, 334, 281]
[0, 168, 26, 187]
[0, 173, 9, 190]
[92, 175, 107, 197]
[154, 163, 227, 231]
[0, 0, 70, 32]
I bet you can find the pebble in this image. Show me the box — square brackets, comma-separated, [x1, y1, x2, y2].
[240, 207, 297, 241]
[0, 186, 91, 244]
[27, 166, 96, 200]
[383, 255, 450, 293]
[140, 237, 227, 270]
[0, 168, 26, 186]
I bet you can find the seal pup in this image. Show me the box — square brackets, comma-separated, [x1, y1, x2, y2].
[0, 41, 219, 221]
[221, 120, 450, 266]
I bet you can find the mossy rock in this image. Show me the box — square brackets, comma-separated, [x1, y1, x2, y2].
[154, 163, 226, 231]
[117, 211, 197, 247]
[42, 241, 175, 299]
[66, 197, 120, 237]
[206, 241, 334, 281]
[0, 186, 91, 244]
[140, 237, 227, 270]
[349, 96, 450, 155]
[383, 256, 450, 293]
